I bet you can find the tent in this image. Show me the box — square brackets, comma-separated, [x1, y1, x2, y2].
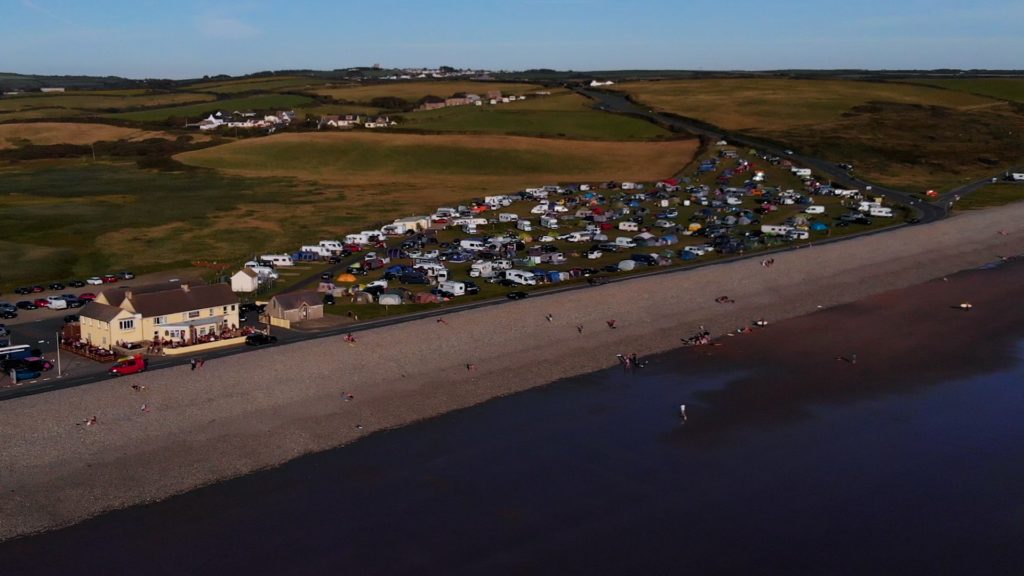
[618, 260, 637, 271]
[414, 292, 439, 304]
[352, 291, 374, 304]
[810, 222, 830, 231]
[336, 273, 358, 283]
[737, 216, 753, 226]
[378, 293, 402, 306]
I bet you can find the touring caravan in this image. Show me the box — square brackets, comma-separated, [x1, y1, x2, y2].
[760, 225, 794, 237]
[260, 254, 294, 267]
[869, 206, 893, 217]
[804, 205, 825, 214]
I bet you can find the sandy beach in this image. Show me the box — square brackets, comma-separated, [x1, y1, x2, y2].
[2, 203, 1024, 541]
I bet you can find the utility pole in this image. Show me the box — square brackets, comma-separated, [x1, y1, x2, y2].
[56, 330, 63, 377]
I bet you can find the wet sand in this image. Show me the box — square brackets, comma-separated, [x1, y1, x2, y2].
[2, 203, 1024, 541]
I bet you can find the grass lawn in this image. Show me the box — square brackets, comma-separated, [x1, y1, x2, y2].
[105, 94, 314, 123]
[399, 92, 672, 140]
[616, 78, 1024, 192]
[898, 78, 1024, 104]
[0, 92, 217, 118]
[314, 81, 542, 103]
[955, 184, 1024, 210]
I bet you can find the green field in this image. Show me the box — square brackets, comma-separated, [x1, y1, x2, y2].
[189, 76, 331, 95]
[616, 78, 1024, 192]
[400, 92, 671, 140]
[105, 94, 314, 122]
[900, 78, 1024, 104]
[0, 92, 217, 121]
[955, 183, 1024, 210]
[314, 81, 541, 103]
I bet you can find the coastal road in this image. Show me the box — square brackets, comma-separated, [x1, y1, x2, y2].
[577, 88, 957, 223]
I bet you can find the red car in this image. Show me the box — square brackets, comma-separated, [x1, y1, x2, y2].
[343, 243, 362, 252]
[78, 293, 96, 301]
[101, 274, 118, 283]
[109, 354, 147, 376]
[33, 298, 50, 308]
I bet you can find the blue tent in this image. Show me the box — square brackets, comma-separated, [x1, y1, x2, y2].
[810, 222, 830, 231]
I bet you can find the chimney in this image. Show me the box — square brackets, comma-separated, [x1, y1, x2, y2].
[124, 288, 132, 300]
[180, 283, 190, 293]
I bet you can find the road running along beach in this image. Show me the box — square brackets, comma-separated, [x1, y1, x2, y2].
[1, 202, 1024, 541]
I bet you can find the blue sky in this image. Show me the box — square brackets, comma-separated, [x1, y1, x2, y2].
[1, 0, 1022, 78]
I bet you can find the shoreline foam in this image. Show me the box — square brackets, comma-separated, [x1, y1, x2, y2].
[2, 203, 1024, 541]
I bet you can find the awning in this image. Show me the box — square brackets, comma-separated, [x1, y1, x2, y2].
[160, 315, 230, 331]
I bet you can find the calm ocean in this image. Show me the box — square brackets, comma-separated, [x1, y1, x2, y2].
[2, 341, 1023, 575]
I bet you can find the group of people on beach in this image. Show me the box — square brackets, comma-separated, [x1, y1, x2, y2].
[760, 257, 776, 268]
[617, 352, 646, 369]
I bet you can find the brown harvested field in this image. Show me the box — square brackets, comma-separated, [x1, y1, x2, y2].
[314, 81, 543, 102]
[0, 122, 195, 149]
[616, 78, 1024, 191]
[175, 132, 698, 222]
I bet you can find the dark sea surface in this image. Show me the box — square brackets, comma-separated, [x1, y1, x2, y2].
[2, 341, 1024, 576]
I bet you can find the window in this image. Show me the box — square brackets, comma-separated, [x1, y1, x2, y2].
[231, 304, 236, 311]
[154, 316, 167, 326]
[209, 308, 215, 317]
[188, 310, 200, 319]
[119, 319, 135, 331]
[222, 306, 228, 313]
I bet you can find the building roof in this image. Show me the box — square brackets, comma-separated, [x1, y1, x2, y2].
[234, 267, 259, 279]
[271, 290, 323, 311]
[124, 284, 238, 318]
[100, 280, 187, 307]
[80, 301, 128, 323]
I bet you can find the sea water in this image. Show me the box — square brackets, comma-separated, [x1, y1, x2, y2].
[2, 343, 1023, 575]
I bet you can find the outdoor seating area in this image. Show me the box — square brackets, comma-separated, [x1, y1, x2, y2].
[59, 338, 117, 363]
[146, 325, 255, 354]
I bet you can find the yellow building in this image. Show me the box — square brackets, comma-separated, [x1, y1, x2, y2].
[79, 282, 240, 348]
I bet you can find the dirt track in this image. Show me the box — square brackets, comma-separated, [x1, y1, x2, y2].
[2, 204, 1024, 541]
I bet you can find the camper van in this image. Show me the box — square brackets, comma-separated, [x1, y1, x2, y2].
[804, 205, 825, 214]
[248, 265, 279, 280]
[760, 225, 794, 237]
[621, 182, 638, 190]
[437, 280, 466, 297]
[792, 168, 812, 178]
[459, 239, 486, 251]
[869, 206, 893, 217]
[614, 237, 637, 248]
[318, 240, 344, 253]
[260, 254, 294, 267]
[498, 213, 519, 223]
[503, 269, 537, 286]
[516, 219, 533, 232]
[618, 221, 639, 232]
[469, 261, 497, 278]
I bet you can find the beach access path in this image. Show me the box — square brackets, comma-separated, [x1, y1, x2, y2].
[3, 203, 1024, 541]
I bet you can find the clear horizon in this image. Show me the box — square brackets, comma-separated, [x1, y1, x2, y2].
[1, 0, 1022, 79]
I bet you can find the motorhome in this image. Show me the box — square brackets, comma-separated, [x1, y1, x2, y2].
[459, 239, 486, 251]
[517, 219, 533, 232]
[503, 269, 537, 286]
[437, 280, 466, 297]
[260, 254, 294, 267]
[804, 205, 825, 214]
[618, 221, 639, 232]
[540, 216, 559, 229]
[869, 206, 893, 217]
[469, 261, 497, 278]
[614, 237, 637, 248]
[498, 213, 519, 223]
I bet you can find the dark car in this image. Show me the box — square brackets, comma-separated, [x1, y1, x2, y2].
[118, 271, 135, 280]
[64, 314, 81, 323]
[0, 310, 17, 319]
[328, 255, 343, 264]
[463, 281, 480, 295]
[245, 333, 278, 346]
[16, 301, 37, 310]
[320, 273, 332, 281]
[3, 357, 54, 372]
[240, 302, 265, 314]
[588, 276, 610, 286]
[0, 324, 8, 337]
[602, 264, 620, 273]
[14, 287, 32, 295]
[48, 282, 65, 291]
[68, 279, 86, 288]
[399, 273, 429, 285]
[323, 293, 336, 305]
[506, 291, 529, 300]
[62, 296, 83, 308]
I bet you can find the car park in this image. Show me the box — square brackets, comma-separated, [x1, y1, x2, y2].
[245, 333, 278, 346]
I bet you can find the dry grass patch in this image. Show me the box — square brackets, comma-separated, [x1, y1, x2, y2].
[0, 123, 184, 149]
[314, 81, 543, 102]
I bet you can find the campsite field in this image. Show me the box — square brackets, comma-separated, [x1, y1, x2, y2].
[399, 91, 672, 140]
[105, 94, 314, 123]
[0, 123, 187, 150]
[615, 78, 1024, 192]
[899, 78, 1024, 104]
[174, 132, 699, 221]
[314, 81, 542, 104]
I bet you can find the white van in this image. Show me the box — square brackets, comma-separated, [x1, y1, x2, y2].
[260, 254, 294, 267]
[437, 280, 466, 297]
[459, 239, 486, 251]
[804, 205, 825, 214]
[614, 237, 637, 248]
[498, 213, 519, 223]
[504, 269, 537, 286]
[618, 221, 639, 232]
[517, 219, 533, 232]
[540, 216, 559, 229]
[869, 206, 893, 217]
[621, 182, 637, 190]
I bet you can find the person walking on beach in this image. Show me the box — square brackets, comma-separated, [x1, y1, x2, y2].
[607, 319, 617, 329]
[189, 358, 197, 371]
[546, 313, 554, 322]
[576, 324, 584, 335]
[197, 358, 205, 369]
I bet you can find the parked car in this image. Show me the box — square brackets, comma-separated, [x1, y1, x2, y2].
[245, 333, 278, 346]
[68, 279, 86, 288]
[78, 293, 97, 301]
[86, 277, 104, 285]
[0, 310, 17, 319]
[118, 271, 135, 280]
[30, 285, 44, 293]
[33, 298, 50, 308]
[506, 291, 529, 300]
[323, 293, 336, 305]
[240, 302, 265, 314]
[109, 354, 147, 376]
[101, 274, 118, 283]
[61, 295, 83, 308]
[14, 287, 32, 295]
[587, 276, 610, 286]
[0, 324, 8, 337]
[463, 281, 480, 295]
